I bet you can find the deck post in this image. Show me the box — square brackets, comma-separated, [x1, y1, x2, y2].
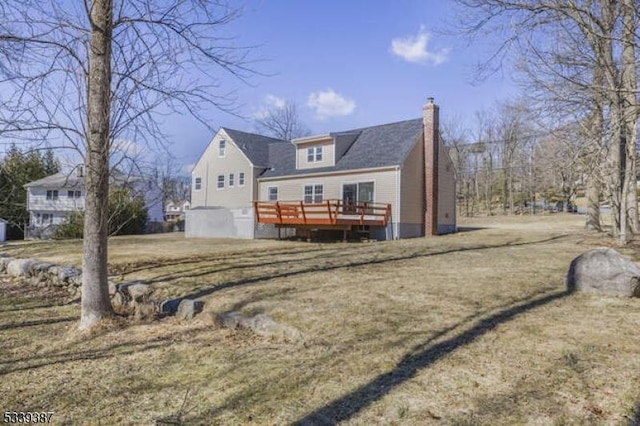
[300, 201, 306, 224]
[276, 201, 282, 224]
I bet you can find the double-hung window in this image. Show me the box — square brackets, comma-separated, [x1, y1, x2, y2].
[238, 172, 245, 186]
[304, 184, 323, 204]
[229, 173, 235, 187]
[268, 187, 278, 201]
[194, 177, 202, 190]
[307, 146, 323, 163]
[46, 190, 59, 200]
[219, 140, 226, 157]
[217, 175, 225, 189]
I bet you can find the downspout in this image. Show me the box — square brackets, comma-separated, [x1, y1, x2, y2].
[395, 165, 400, 240]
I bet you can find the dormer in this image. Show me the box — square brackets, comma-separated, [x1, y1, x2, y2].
[293, 134, 333, 170]
[292, 130, 361, 170]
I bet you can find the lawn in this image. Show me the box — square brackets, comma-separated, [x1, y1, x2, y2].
[0, 215, 639, 425]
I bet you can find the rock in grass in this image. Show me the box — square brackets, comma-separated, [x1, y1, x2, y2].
[566, 248, 640, 297]
[121, 281, 152, 302]
[176, 299, 204, 320]
[7, 259, 34, 277]
[215, 311, 303, 342]
[0, 257, 14, 273]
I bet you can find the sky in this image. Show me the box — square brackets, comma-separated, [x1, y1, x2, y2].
[0, 0, 519, 175]
[167, 0, 520, 174]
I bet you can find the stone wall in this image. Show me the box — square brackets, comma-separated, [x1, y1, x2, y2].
[0, 254, 82, 298]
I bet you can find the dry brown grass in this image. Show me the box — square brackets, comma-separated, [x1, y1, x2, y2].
[0, 214, 639, 425]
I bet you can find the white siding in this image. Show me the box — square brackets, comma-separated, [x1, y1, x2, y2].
[296, 138, 335, 169]
[28, 188, 85, 212]
[191, 129, 254, 209]
[258, 168, 400, 220]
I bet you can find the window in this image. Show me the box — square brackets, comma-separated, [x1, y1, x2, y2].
[307, 146, 323, 162]
[68, 190, 74, 198]
[239, 172, 245, 186]
[342, 182, 374, 213]
[217, 175, 225, 189]
[46, 190, 59, 200]
[268, 186, 278, 201]
[75, 191, 82, 198]
[41, 213, 53, 225]
[304, 184, 323, 204]
[229, 173, 234, 187]
[219, 140, 226, 157]
[194, 177, 202, 191]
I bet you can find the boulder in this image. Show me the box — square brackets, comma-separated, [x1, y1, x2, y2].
[57, 266, 81, 283]
[215, 311, 303, 342]
[30, 262, 54, 277]
[123, 282, 152, 302]
[0, 257, 14, 273]
[175, 299, 204, 320]
[6, 259, 34, 277]
[566, 248, 640, 297]
[108, 280, 119, 296]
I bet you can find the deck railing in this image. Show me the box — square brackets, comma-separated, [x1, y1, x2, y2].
[253, 199, 391, 227]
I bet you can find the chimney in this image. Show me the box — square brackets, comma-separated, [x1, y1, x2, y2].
[423, 97, 439, 236]
[77, 165, 84, 178]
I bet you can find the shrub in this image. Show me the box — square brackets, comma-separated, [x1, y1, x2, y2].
[53, 188, 149, 239]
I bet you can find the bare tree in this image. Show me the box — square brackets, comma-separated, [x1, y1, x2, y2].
[441, 116, 472, 216]
[254, 101, 311, 141]
[454, 0, 640, 242]
[0, 1, 252, 329]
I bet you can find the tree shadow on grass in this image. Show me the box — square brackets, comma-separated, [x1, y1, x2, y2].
[293, 288, 573, 425]
[176, 235, 570, 303]
[0, 323, 212, 376]
[0, 316, 76, 331]
[630, 401, 640, 426]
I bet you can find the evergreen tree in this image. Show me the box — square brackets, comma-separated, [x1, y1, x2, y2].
[0, 146, 60, 239]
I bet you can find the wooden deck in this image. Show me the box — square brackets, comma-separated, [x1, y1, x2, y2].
[254, 200, 391, 228]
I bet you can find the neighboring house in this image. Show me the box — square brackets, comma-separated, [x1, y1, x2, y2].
[165, 200, 191, 221]
[24, 167, 164, 239]
[0, 218, 6, 242]
[187, 98, 456, 240]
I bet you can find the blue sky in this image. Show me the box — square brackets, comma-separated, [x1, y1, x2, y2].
[123, 1, 521, 173]
[169, 0, 519, 173]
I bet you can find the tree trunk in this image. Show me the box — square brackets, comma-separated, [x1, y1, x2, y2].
[621, 0, 639, 235]
[80, 0, 114, 330]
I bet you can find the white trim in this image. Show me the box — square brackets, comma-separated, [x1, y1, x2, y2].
[216, 174, 225, 190]
[238, 171, 246, 187]
[302, 183, 324, 204]
[340, 180, 376, 204]
[258, 165, 399, 182]
[194, 177, 202, 191]
[267, 185, 279, 201]
[291, 133, 331, 145]
[395, 168, 401, 240]
[218, 139, 226, 158]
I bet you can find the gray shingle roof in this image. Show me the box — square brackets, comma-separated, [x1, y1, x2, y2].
[222, 128, 286, 168]
[260, 118, 423, 178]
[24, 169, 138, 189]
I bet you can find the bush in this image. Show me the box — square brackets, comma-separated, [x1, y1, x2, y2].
[53, 188, 149, 239]
[53, 212, 84, 240]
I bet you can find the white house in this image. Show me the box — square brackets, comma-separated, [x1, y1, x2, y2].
[165, 200, 191, 222]
[24, 167, 164, 239]
[187, 98, 456, 240]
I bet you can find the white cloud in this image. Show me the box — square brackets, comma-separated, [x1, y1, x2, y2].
[182, 163, 195, 174]
[252, 94, 287, 119]
[306, 89, 356, 120]
[389, 26, 450, 65]
[265, 94, 286, 109]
